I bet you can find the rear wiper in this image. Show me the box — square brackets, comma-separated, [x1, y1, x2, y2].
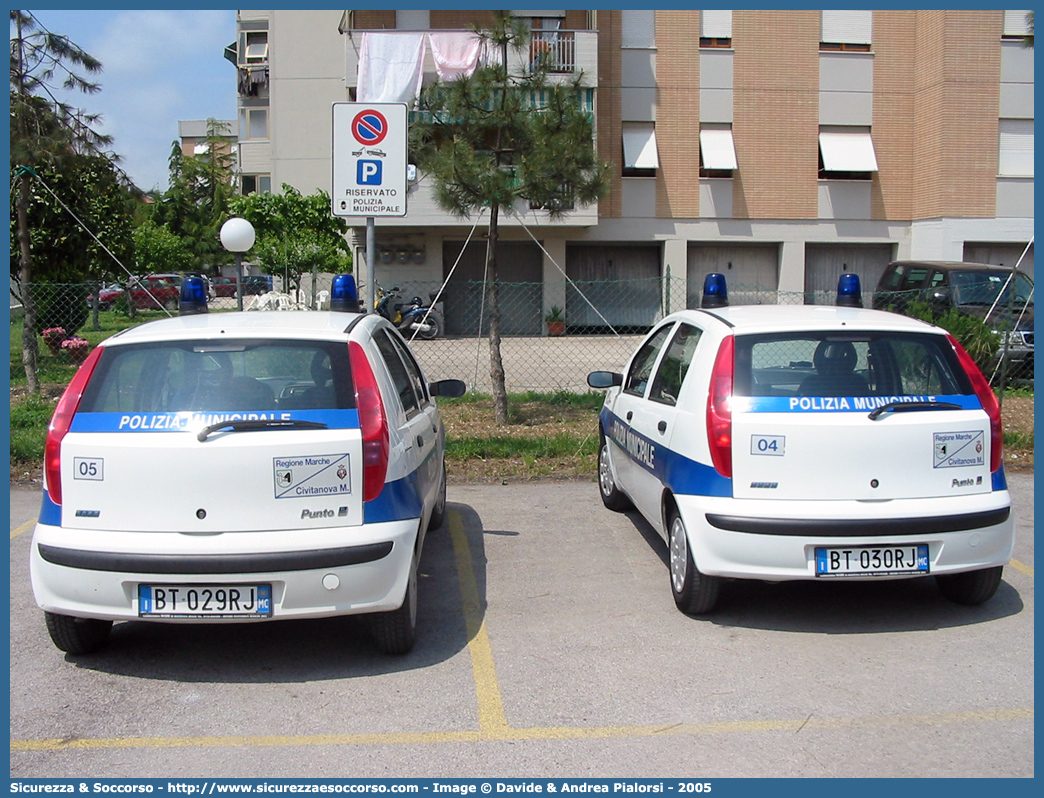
[197, 419, 328, 442]
[867, 401, 962, 421]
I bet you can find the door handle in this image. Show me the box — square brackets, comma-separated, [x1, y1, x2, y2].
[626, 411, 633, 422]
[417, 435, 425, 448]
[657, 421, 667, 433]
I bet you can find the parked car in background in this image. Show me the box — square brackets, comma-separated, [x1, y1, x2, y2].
[88, 283, 125, 310]
[873, 261, 1034, 384]
[30, 281, 466, 656]
[211, 276, 238, 297]
[588, 274, 1014, 616]
[210, 275, 272, 298]
[126, 274, 182, 311]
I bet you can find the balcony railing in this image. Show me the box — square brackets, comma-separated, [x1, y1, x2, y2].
[530, 30, 575, 74]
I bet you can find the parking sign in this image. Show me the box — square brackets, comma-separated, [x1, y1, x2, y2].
[332, 103, 408, 217]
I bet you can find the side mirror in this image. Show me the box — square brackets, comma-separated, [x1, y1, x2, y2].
[587, 371, 623, 389]
[430, 379, 466, 398]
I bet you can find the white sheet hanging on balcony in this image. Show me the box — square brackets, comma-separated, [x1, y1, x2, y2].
[429, 32, 484, 81]
[356, 32, 427, 103]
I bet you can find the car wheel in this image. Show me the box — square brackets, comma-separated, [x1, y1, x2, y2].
[668, 510, 721, 615]
[44, 612, 112, 654]
[163, 297, 178, 312]
[372, 554, 418, 655]
[598, 437, 632, 511]
[427, 461, 448, 531]
[936, 566, 1003, 605]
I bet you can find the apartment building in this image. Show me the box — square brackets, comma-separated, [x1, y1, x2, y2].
[229, 9, 1034, 333]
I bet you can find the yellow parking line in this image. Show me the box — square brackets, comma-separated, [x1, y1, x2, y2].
[1009, 559, 1034, 577]
[448, 509, 509, 733]
[10, 518, 35, 540]
[11, 708, 1033, 752]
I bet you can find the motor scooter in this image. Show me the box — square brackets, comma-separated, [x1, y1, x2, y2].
[374, 283, 444, 339]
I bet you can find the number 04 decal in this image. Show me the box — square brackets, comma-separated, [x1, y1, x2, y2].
[750, 435, 785, 456]
[73, 457, 104, 480]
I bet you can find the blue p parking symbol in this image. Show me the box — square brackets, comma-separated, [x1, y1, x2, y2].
[357, 160, 382, 185]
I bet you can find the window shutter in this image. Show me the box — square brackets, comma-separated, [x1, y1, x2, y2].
[701, 10, 732, 39]
[621, 10, 655, 48]
[821, 10, 873, 45]
[999, 119, 1034, 176]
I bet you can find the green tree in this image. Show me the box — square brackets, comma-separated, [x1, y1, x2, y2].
[229, 184, 351, 295]
[151, 118, 237, 271]
[409, 12, 610, 423]
[133, 219, 194, 275]
[10, 10, 114, 392]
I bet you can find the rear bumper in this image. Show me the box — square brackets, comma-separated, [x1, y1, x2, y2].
[30, 518, 420, 622]
[676, 492, 1015, 581]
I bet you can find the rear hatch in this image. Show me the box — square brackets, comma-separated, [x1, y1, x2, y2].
[58, 337, 364, 532]
[730, 330, 993, 501]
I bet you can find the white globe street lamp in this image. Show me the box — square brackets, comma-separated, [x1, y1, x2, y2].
[220, 217, 256, 311]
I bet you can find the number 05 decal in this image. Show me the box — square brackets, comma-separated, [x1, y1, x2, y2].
[73, 457, 104, 480]
[750, 435, 785, 456]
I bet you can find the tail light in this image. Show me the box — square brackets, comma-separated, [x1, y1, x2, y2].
[44, 346, 104, 505]
[947, 334, 1003, 472]
[706, 335, 734, 478]
[349, 340, 390, 501]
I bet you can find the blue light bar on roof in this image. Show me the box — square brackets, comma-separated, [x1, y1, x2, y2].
[330, 274, 360, 312]
[836, 273, 863, 308]
[179, 277, 209, 315]
[701, 273, 729, 308]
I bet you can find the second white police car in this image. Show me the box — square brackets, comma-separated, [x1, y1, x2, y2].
[588, 274, 1015, 615]
[31, 276, 464, 655]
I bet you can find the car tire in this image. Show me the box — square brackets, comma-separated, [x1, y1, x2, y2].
[44, 612, 112, 655]
[936, 566, 1003, 606]
[668, 510, 721, 615]
[598, 437, 632, 511]
[372, 554, 418, 655]
[163, 297, 178, 312]
[427, 461, 448, 531]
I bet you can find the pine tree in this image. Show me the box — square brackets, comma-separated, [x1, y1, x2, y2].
[10, 10, 113, 392]
[409, 12, 609, 423]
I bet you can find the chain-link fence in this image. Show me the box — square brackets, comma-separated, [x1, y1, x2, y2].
[11, 277, 1034, 449]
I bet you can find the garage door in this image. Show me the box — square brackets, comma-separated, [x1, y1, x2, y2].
[443, 241, 543, 336]
[804, 243, 893, 305]
[688, 244, 778, 306]
[566, 244, 662, 331]
[964, 242, 1035, 281]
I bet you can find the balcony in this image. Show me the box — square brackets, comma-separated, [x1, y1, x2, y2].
[345, 29, 599, 92]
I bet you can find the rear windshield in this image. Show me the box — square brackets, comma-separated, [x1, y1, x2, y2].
[733, 332, 972, 398]
[79, 339, 355, 413]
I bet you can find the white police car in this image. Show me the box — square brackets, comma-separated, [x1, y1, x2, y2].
[31, 276, 464, 655]
[588, 274, 1015, 614]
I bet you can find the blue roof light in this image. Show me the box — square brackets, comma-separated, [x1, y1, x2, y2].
[836, 273, 863, 308]
[330, 274, 360, 313]
[179, 276, 209, 315]
[701, 273, 729, 309]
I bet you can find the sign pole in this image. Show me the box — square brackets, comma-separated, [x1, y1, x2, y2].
[366, 217, 376, 314]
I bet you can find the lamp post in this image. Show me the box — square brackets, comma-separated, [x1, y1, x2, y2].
[219, 217, 256, 311]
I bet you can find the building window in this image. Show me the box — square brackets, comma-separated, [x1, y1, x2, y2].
[699, 124, 737, 178]
[999, 119, 1034, 177]
[819, 126, 878, 180]
[820, 10, 872, 51]
[622, 122, 659, 177]
[700, 10, 732, 48]
[239, 108, 268, 141]
[241, 175, 272, 195]
[238, 31, 268, 65]
[621, 10, 655, 48]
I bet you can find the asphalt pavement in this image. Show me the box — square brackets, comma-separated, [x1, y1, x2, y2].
[8, 472, 1034, 778]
